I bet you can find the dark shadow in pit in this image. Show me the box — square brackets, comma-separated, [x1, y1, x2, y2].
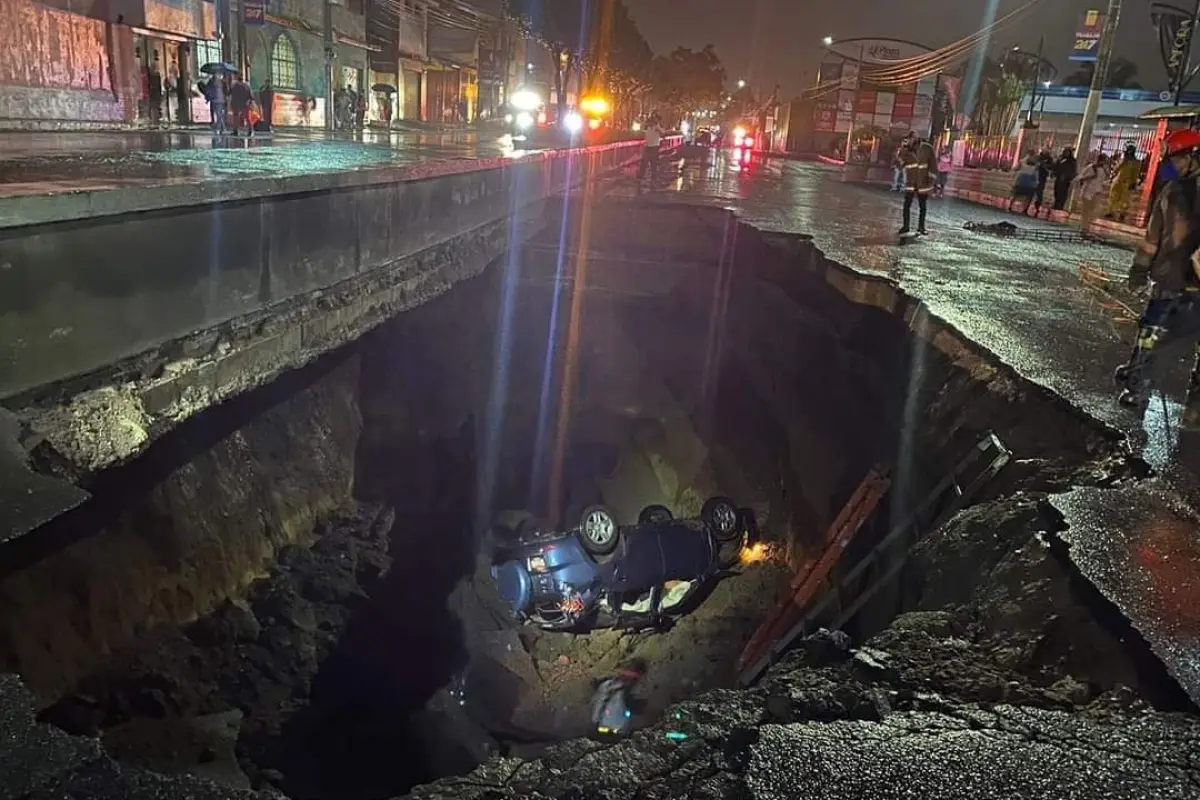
[261, 420, 485, 800]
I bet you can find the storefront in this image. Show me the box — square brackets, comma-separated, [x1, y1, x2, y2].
[400, 59, 425, 121]
[132, 0, 216, 125]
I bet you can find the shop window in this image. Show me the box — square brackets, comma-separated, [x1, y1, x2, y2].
[271, 35, 299, 89]
[193, 40, 222, 76]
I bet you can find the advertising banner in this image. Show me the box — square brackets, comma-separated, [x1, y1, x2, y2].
[1070, 9, 1104, 62]
[243, 0, 266, 25]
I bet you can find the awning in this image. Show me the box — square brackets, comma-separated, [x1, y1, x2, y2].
[1138, 104, 1200, 121]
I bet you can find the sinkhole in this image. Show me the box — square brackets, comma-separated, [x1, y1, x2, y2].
[0, 201, 1169, 800]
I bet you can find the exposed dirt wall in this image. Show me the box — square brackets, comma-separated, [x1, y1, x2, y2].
[0, 355, 362, 695]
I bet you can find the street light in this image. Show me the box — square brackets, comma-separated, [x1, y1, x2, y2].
[822, 35, 834, 46]
[737, 79, 746, 89]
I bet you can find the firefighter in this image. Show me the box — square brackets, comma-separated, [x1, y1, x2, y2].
[1115, 128, 1200, 425]
[898, 134, 937, 236]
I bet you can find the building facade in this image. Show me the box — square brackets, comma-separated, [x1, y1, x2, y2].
[0, 0, 217, 128]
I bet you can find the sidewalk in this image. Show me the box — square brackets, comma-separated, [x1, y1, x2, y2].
[0, 127, 503, 205]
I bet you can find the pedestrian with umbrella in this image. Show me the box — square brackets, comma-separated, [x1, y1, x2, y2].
[199, 62, 235, 135]
[373, 83, 395, 127]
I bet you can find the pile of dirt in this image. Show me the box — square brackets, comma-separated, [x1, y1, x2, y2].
[39, 502, 395, 792]
[406, 619, 1200, 800]
[403, 492, 1200, 799]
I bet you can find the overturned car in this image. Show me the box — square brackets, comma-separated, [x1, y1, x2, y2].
[489, 497, 751, 631]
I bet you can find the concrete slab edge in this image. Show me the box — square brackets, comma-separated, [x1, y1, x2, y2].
[0, 138, 668, 230]
[16, 206, 544, 482]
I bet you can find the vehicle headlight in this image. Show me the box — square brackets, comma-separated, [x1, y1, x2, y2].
[504, 113, 513, 123]
[515, 111, 533, 130]
[511, 89, 541, 111]
[563, 111, 583, 132]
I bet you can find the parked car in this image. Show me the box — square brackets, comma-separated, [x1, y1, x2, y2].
[489, 497, 750, 631]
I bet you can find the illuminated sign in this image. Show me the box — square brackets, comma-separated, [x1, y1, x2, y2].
[1070, 9, 1104, 62]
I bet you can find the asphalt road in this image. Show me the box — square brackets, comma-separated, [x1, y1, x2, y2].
[611, 150, 1200, 706]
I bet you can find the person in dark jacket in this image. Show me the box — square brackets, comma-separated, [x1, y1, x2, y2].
[1114, 128, 1200, 424]
[1031, 148, 1053, 217]
[1052, 147, 1077, 210]
[898, 135, 937, 235]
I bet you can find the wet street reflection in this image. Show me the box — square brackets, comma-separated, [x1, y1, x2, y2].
[0, 128, 528, 198]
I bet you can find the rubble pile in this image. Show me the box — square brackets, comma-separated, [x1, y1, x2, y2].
[35, 502, 395, 794]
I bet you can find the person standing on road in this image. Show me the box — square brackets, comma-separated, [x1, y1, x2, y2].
[229, 75, 253, 137]
[1052, 146, 1077, 210]
[637, 114, 663, 193]
[898, 135, 936, 235]
[1114, 129, 1200, 423]
[1108, 144, 1141, 223]
[1075, 153, 1111, 235]
[891, 136, 911, 192]
[205, 74, 227, 135]
[1031, 148, 1053, 217]
[1009, 153, 1039, 214]
[935, 147, 952, 196]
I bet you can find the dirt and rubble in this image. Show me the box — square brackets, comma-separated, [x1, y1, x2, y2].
[35, 502, 394, 794]
[406, 493, 1200, 800]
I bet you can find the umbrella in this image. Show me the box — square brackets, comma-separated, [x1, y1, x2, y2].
[200, 62, 238, 75]
[372, 83, 397, 93]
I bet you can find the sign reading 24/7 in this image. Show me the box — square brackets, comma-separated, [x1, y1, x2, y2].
[1070, 9, 1104, 62]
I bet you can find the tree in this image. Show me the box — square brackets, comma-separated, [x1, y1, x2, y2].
[589, 0, 653, 126]
[967, 52, 1041, 138]
[650, 45, 727, 120]
[1063, 56, 1142, 89]
[505, 0, 591, 117]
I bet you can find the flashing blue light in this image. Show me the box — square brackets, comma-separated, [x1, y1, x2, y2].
[625, 710, 632, 718]
[665, 731, 689, 741]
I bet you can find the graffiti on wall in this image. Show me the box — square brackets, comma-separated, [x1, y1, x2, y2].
[0, 0, 111, 91]
[145, 0, 206, 39]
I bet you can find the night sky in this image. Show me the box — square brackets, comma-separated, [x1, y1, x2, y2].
[626, 0, 1168, 97]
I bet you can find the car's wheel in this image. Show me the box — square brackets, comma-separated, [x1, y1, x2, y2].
[578, 504, 620, 556]
[702, 496, 741, 542]
[715, 535, 746, 570]
[638, 504, 673, 525]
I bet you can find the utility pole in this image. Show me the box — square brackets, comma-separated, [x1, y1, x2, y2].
[324, 0, 335, 131]
[1075, 0, 1122, 158]
[236, 0, 248, 76]
[1025, 36, 1044, 127]
[216, 0, 233, 63]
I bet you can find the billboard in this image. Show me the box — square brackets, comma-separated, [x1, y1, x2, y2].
[1070, 9, 1105, 62]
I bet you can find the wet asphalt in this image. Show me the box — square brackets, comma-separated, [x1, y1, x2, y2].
[611, 151, 1200, 706]
[0, 128, 518, 199]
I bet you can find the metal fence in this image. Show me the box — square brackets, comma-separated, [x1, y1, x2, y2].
[958, 128, 1160, 171]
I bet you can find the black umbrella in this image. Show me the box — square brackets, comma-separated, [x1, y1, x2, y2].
[372, 83, 397, 93]
[200, 61, 238, 75]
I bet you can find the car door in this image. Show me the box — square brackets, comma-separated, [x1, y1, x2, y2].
[656, 521, 713, 581]
[607, 525, 667, 593]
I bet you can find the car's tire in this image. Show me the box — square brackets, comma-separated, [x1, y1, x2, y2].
[638, 504, 673, 525]
[715, 536, 745, 570]
[578, 504, 620, 556]
[702, 496, 741, 542]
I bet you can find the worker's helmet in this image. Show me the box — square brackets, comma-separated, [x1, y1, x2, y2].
[1165, 128, 1200, 157]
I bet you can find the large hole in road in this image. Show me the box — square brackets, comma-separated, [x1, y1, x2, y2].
[0, 202, 1163, 799]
